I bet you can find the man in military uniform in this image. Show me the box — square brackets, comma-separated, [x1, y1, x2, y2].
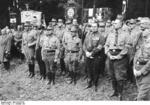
[12, 25, 24, 60]
[133, 18, 150, 100]
[41, 26, 60, 85]
[127, 19, 142, 83]
[0, 28, 12, 70]
[64, 26, 82, 85]
[105, 20, 113, 38]
[62, 20, 72, 76]
[55, 19, 66, 75]
[35, 26, 46, 80]
[22, 23, 37, 78]
[83, 22, 106, 91]
[105, 18, 130, 100]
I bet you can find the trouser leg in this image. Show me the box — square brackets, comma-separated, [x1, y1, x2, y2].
[3, 61, 10, 70]
[52, 61, 57, 85]
[60, 58, 66, 74]
[87, 58, 94, 88]
[30, 64, 35, 78]
[137, 82, 150, 100]
[117, 80, 125, 100]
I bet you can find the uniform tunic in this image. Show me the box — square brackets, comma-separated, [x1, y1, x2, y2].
[22, 30, 37, 64]
[105, 28, 130, 81]
[0, 34, 12, 63]
[41, 35, 60, 73]
[64, 34, 82, 72]
[134, 29, 150, 100]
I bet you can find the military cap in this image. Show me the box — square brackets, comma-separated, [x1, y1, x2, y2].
[99, 22, 105, 27]
[47, 26, 53, 30]
[114, 19, 120, 24]
[91, 22, 98, 27]
[58, 19, 63, 23]
[130, 19, 136, 24]
[107, 20, 111, 23]
[116, 14, 123, 21]
[1, 28, 6, 34]
[73, 19, 77, 22]
[51, 18, 56, 22]
[140, 18, 150, 24]
[98, 19, 104, 22]
[65, 20, 72, 24]
[70, 26, 77, 32]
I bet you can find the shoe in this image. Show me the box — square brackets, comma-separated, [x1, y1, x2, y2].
[118, 94, 123, 100]
[30, 74, 35, 78]
[28, 73, 32, 77]
[85, 83, 93, 89]
[95, 86, 98, 92]
[110, 91, 119, 97]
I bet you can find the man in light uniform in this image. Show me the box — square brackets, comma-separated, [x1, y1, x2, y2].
[35, 26, 46, 80]
[22, 23, 37, 78]
[64, 26, 82, 85]
[55, 19, 66, 75]
[0, 28, 12, 70]
[62, 20, 72, 76]
[133, 18, 150, 100]
[41, 26, 60, 85]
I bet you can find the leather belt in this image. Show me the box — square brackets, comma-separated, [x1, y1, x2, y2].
[67, 50, 79, 53]
[43, 50, 55, 53]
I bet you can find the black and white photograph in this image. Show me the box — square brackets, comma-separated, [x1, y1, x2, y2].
[0, 0, 150, 102]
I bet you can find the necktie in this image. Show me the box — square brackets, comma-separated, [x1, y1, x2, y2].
[114, 29, 118, 46]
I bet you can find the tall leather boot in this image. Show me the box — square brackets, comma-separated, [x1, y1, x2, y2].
[73, 72, 77, 85]
[117, 80, 124, 100]
[111, 80, 119, 97]
[30, 64, 35, 78]
[4, 62, 10, 70]
[86, 79, 93, 89]
[47, 72, 52, 85]
[28, 64, 32, 77]
[52, 72, 56, 85]
[69, 71, 74, 84]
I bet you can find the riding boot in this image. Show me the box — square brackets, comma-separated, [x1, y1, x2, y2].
[86, 80, 93, 89]
[30, 64, 35, 78]
[52, 72, 56, 85]
[117, 80, 124, 100]
[73, 72, 77, 85]
[111, 80, 119, 97]
[28, 64, 32, 77]
[4, 62, 10, 70]
[69, 71, 74, 84]
[47, 72, 52, 85]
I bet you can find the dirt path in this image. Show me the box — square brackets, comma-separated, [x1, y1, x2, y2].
[0, 60, 138, 101]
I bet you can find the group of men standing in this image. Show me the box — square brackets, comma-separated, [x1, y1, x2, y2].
[1, 15, 150, 101]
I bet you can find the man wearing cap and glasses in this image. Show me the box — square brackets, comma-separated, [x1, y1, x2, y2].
[22, 23, 37, 78]
[63, 26, 82, 85]
[133, 18, 150, 100]
[62, 19, 72, 76]
[127, 19, 142, 83]
[105, 18, 130, 100]
[35, 26, 47, 80]
[55, 19, 66, 76]
[41, 26, 60, 85]
[83, 22, 106, 92]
